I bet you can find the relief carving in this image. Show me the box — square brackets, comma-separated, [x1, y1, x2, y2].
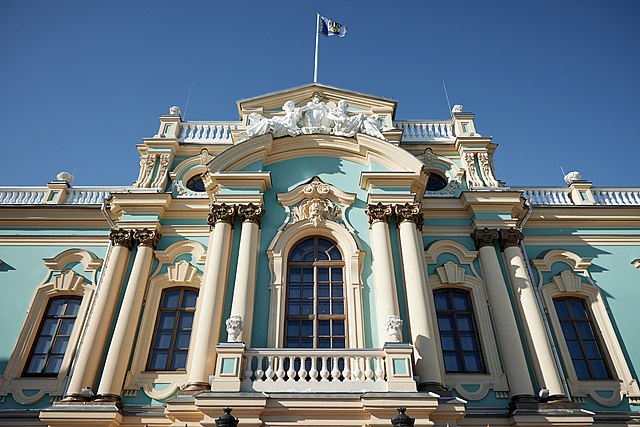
[208, 203, 236, 227]
[499, 228, 524, 250]
[134, 228, 161, 248]
[365, 202, 393, 226]
[150, 153, 172, 189]
[477, 152, 499, 187]
[292, 198, 340, 227]
[133, 154, 157, 188]
[109, 228, 134, 249]
[395, 202, 424, 229]
[462, 152, 483, 188]
[472, 227, 499, 249]
[238, 203, 265, 227]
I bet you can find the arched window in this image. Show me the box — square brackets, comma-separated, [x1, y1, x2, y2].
[24, 296, 82, 376]
[285, 237, 346, 348]
[147, 288, 198, 371]
[434, 288, 485, 373]
[553, 297, 611, 380]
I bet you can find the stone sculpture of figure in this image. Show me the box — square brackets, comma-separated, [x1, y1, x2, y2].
[360, 114, 386, 140]
[385, 315, 403, 343]
[226, 315, 244, 343]
[328, 100, 363, 137]
[299, 93, 332, 134]
[241, 100, 302, 140]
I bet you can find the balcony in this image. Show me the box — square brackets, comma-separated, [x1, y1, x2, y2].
[210, 343, 417, 393]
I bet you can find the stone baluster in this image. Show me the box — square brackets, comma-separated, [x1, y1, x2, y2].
[227, 203, 264, 345]
[472, 228, 535, 401]
[62, 229, 134, 401]
[184, 203, 236, 392]
[95, 228, 160, 402]
[366, 202, 401, 345]
[395, 203, 445, 391]
[500, 228, 565, 399]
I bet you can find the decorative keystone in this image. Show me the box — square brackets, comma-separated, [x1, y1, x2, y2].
[237, 203, 264, 227]
[472, 227, 499, 249]
[208, 203, 236, 227]
[500, 228, 524, 250]
[109, 228, 134, 249]
[395, 202, 424, 229]
[366, 202, 393, 226]
[134, 228, 161, 248]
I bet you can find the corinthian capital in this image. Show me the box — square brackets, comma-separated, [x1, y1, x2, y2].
[237, 203, 264, 227]
[134, 228, 161, 248]
[208, 203, 236, 227]
[500, 228, 524, 250]
[395, 203, 424, 229]
[109, 228, 134, 249]
[472, 228, 499, 249]
[365, 202, 393, 226]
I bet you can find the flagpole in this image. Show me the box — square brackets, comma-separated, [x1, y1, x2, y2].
[314, 13, 320, 83]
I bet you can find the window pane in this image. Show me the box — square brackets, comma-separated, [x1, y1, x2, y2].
[453, 292, 470, 310]
[149, 351, 168, 370]
[583, 340, 603, 359]
[332, 283, 343, 297]
[302, 268, 313, 282]
[300, 338, 313, 348]
[554, 300, 570, 319]
[289, 268, 301, 282]
[332, 300, 344, 314]
[318, 300, 330, 314]
[318, 268, 329, 282]
[45, 355, 63, 374]
[318, 284, 330, 297]
[331, 268, 343, 281]
[41, 319, 57, 336]
[333, 320, 345, 336]
[332, 337, 346, 348]
[463, 353, 483, 372]
[183, 291, 198, 308]
[318, 337, 331, 348]
[155, 332, 172, 349]
[175, 331, 191, 348]
[567, 340, 583, 359]
[288, 301, 300, 315]
[179, 312, 194, 329]
[170, 351, 188, 370]
[434, 292, 450, 311]
[456, 314, 473, 331]
[589, 359, 609, 379]
[460, 333, 478, 351]
[65, 299, 81, 316]
[51, 336, 69, 354]
[288, 283, 300, 298]
[58, 319, 74, 336]
[573, 359, 590, 380]
[302, 301, 313, 315]
[437, 315, 454, 331]
[302, 284, 314, 298]
[48, 299, 65, 316]
[560, 322, 577, 340]
[441, 334, 457, 351]
[318, 320, 330, 335]
[328, 247, 342, 260]
[287, 320, 300, 337]
[301, 320, 313, 336]
[163, 290, 180, 309]
[444, 353, 460, 372]
[159, 313, 175, 330]
[27, 355, 46, 374]
[576, 322, 595, 340]
[34, 336, 52, 354]
[568, 299, 588, 319]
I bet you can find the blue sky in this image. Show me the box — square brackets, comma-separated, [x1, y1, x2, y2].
[1, 0, 638, 187]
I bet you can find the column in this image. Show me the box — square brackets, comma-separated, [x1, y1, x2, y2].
[185, 203, 235, 391]
[366, 202, 401, 345]
[95, 228, 160, 402]
[472, 228, 535, 401]
[227, 203, 263, 344]
[63, 229, 134, 401]
[395, 203, 444, 390]
[500, 228, 565, 398]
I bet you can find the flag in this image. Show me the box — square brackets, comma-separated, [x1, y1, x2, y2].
[319, 16, 347, 37]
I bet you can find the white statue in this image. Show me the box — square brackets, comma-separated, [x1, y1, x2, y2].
[328, 100, 363, 137]
[360, 113, 386, 140]
[564, 171, 582, 185]
[226, 315, 244, 343]
[56, 171, 74, 184]
[241, 101, 302, 139]
[452, 104, 464, 113]
[169, 105, 181, 116]
[385, 315, 403, 343]
[300, 93, 332, 134]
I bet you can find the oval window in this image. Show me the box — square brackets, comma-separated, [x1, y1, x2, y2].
[185, 175, 206, 192]
[426, 172, 448, 191]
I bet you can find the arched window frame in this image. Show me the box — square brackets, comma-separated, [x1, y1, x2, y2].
[533, 249, 640, 407]
[267, 220, 365, 348]
[0, 249, 101, 405]
[124, 241, 205, 401]
[425, 240, 508, 401]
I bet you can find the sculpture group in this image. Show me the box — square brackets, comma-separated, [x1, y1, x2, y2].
[240, 94, 387, 141]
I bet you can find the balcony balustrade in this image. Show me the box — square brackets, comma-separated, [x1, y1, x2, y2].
[210, 344, 416, 393]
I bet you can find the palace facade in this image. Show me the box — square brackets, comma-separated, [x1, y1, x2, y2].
[0, 84, 639, 426]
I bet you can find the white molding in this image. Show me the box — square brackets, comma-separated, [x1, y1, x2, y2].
[540, 270, 640, 406]
[154, 240, 207, 265]
[266, 220, 365, 348]
[0, 250, 100, 404]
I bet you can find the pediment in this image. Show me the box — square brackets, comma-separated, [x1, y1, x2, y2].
[236, 83, 397, 122]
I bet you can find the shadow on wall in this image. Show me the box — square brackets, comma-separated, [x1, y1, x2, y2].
[0, 260, 15, 272]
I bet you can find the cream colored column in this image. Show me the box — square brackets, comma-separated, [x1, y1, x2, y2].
[500, 228, 565, 398]
[473, 228, 534, 400]
[227, 203, 263, 345]
[185, 203, 235, 391]
[63, 229, 134, 401]
[366, 202, 401, 345]
[395, 203, 444, 389]
[95, 228, 160, 402]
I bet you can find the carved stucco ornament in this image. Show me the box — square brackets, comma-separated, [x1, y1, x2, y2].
[500, 228, 524, 250]
[477, 152, 499, 187]
[109, 228, 134, 249]
[395, 203, 424, 229]
[226, 315, 244, 343]
[134, 153, 157, 188]
[238, 203, 265, 227]
[134, 228, 161, 248]
[472, 227, 499, 249]
[208, 203, 236, 227]
[462, 152, 483, 188]
[366, 202, 393, 226]
[292, 198, 340, 227]
[385, 315, 403, 343]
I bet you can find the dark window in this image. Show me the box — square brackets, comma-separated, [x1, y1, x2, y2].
[24, 297, 81, 376]
[186, 174, 205, 192]
[147, 288, 198, 371]
[285, 237, 346, 349]
[553, 297, 611, 380]
[434, 289, 485, 373]
[426, 172, 448, 191]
